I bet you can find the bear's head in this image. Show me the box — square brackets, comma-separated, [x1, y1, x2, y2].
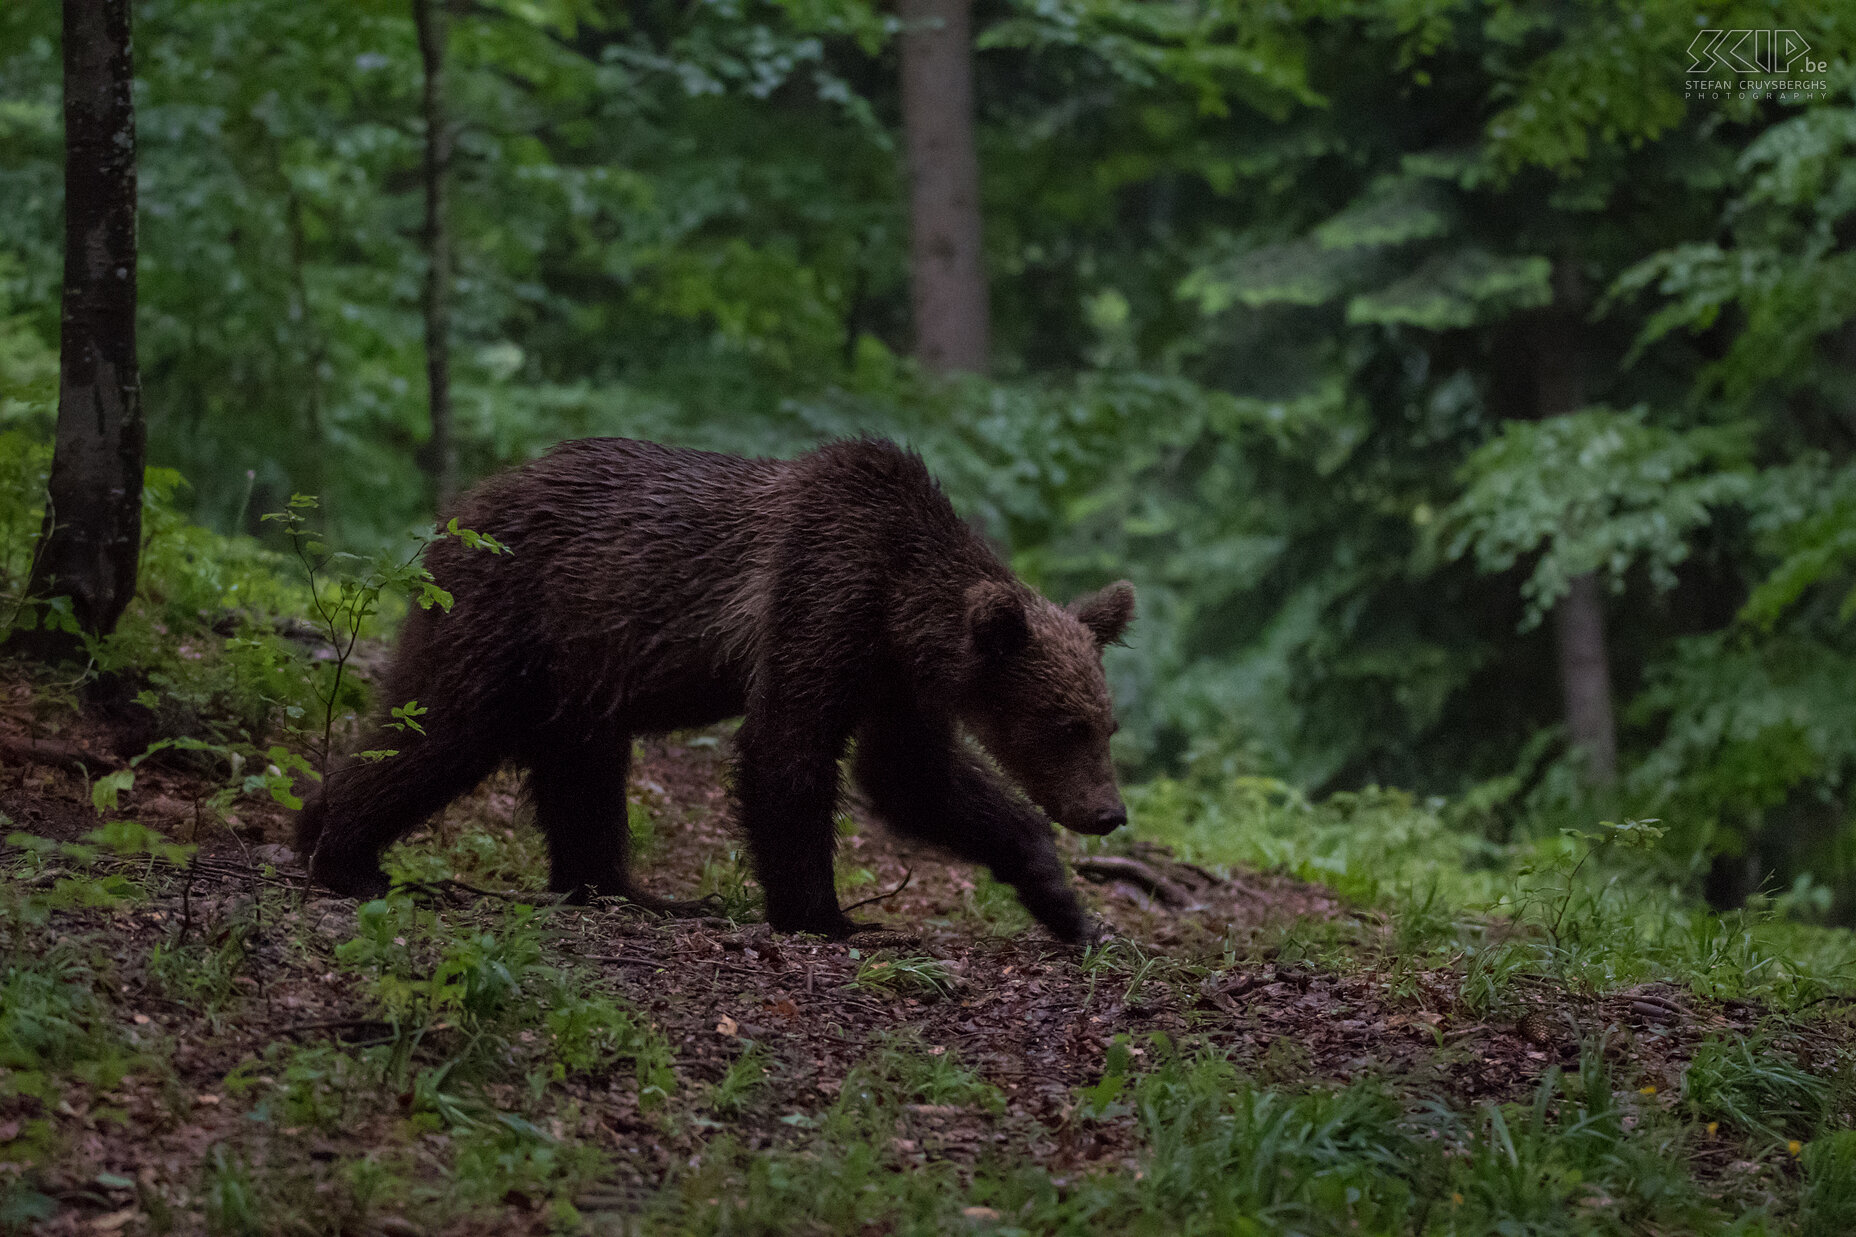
[960, 578, 1135, 836]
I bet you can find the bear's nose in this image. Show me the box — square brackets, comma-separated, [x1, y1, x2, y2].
[1093, 804, 1128, 833]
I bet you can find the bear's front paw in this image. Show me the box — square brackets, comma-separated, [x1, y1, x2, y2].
[1018, 883, 1091, 943]
[1042, 908, 1096, 945]
[309, 855, 392, 901]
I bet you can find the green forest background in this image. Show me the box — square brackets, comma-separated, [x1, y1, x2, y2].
[4, 0, 1855, 917]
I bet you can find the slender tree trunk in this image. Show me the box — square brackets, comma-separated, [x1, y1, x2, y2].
[285, 185, 328, 520]
[13, 0, 144, 657]
[1535, 266, 1617, 787]
[1554, 572, 1617, 784]
[898, 0, 989, 375]
[412, 0, 455, 507]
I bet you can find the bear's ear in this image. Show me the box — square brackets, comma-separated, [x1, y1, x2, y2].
[1070, 581, 1135, 648]
[966, 580, 1030, 662]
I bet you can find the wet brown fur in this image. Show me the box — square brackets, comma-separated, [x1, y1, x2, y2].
[296, 437, 1134, 940]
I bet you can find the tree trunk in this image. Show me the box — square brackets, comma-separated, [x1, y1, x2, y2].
[412, 0, 455, 507]
[14, 0, 144, 657]
[1554, 571, 1617, 785]
[898, 0, 989, 375]
[1535, 266, 1617, 787]
[285, 184, 328, 519]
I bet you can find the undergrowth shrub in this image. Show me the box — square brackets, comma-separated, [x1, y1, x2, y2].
[1118, 1046, 1421, 1233]
[448, 1113, 606, 1224]
[825, 1036, 1005, 1144]
[1444, 1053, 1706, 1235]
[1801, 1130, 1856, 1237]
[1126, 773, 1856, 1008]
[1682, 1035, 1841, 1144]
[383, 812, 550, 891]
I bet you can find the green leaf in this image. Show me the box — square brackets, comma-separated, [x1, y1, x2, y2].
[91, 770, 135, 816]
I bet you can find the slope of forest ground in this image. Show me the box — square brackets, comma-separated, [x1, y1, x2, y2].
[5, 645, 1856, 1235]
[0, 475, 1854, 1236]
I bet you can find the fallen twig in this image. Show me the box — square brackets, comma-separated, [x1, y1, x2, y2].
[1628, 995, 1689, 1024]
[277, 1017, 399, 1044]
[1790, 992, 1856, 1013]
[843, 866, 913, 913]
[393, 877, 542, 904]
[186, 858, 303, 891]
[578, 953, 672, 970]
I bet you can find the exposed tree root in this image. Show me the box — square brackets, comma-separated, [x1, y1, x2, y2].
[0, 735, 121, 774]
[1072, 854, 1196, 908]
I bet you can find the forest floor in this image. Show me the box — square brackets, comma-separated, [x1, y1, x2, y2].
[3, 673, 1854, 1235]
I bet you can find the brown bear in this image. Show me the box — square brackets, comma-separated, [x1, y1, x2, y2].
[296, 436, 1134, 941]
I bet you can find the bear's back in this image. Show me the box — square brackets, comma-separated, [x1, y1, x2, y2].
[409, 436, 996, 726]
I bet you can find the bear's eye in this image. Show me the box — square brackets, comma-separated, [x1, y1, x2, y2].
[1056, 719, 1092, 741]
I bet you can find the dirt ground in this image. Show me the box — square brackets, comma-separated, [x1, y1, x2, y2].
[0, 684, 1796, 1232]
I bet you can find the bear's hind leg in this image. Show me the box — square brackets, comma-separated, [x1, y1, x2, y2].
[734, 704, 856, 938]
[524, 723, 643, 905]
[526, 725, 712, 914]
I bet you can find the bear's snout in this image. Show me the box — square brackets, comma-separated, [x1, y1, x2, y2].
[1091, 802, 1128, 833]
[1064, 798, 1127, 835]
